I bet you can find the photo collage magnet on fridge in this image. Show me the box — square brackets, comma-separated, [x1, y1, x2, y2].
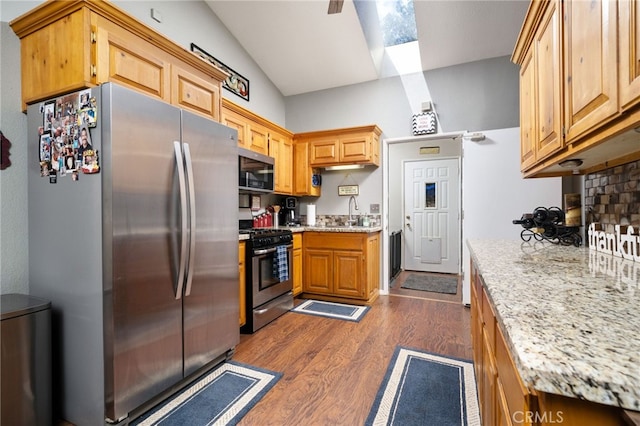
[37, 88, 99, 183]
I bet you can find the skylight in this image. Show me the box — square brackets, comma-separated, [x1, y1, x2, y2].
[375, 0, 417, 47]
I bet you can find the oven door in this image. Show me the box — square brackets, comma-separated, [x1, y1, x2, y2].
[251, 244, 293, 307]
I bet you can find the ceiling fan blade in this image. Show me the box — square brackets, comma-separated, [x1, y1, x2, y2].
[328, 0, 344, 14]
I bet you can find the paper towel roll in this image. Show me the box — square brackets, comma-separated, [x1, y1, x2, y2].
[307, 204, 316, 226]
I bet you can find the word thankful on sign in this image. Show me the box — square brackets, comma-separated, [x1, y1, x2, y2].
[588, 223, 640, 262]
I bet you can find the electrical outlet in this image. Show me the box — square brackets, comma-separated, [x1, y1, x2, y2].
[370, 204, 380, 214]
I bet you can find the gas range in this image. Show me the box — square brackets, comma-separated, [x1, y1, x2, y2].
[239, 222, 293, 249]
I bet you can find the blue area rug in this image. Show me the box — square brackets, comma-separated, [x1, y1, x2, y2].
[366, 346, 480, 426]
[291, 299, 370, 322]
[131, 361, 281, 426]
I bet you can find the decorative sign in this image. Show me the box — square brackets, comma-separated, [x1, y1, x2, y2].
[588, 223, 640, 262]
[338, 185, 359, 196]
[412, 111, 437, 135]
[191, 43, 250, 101]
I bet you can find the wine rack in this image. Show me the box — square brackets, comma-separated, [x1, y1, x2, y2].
[512, 206, 582, 247]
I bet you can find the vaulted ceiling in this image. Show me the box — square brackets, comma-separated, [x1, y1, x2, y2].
[205, 0, 530, 97]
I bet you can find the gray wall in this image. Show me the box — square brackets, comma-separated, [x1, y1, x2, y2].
[0, 22, 29, 293]
[1, 0, 521, 295]
[425, 56, 520, 132]
[287, 55, 520, 217]
[0, 0, 288, 295]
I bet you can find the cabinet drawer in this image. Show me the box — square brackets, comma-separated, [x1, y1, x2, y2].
[304, 232, 365, 251]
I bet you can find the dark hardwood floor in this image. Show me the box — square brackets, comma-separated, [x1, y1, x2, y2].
[56, 272, 470, 426]
[233, 271, 471, 425]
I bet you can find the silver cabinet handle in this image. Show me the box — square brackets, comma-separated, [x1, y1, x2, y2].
[183, 142, 196, 297]
[174, 141, 187, 300]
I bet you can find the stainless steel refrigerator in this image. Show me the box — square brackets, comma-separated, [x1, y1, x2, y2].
[27, 83, 239, 425]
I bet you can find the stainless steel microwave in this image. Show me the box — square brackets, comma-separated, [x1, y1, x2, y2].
[239, 147, 275, 193]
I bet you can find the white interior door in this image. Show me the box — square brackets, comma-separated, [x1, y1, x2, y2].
[403, 158, 460, 274]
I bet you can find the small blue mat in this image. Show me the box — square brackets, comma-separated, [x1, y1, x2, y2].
[291, 299, 370, 322]
[131, 361, 281, 426]
[366, 346, 480, 426]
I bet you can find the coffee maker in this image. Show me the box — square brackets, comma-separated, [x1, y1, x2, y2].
[280, 197, 300, 226]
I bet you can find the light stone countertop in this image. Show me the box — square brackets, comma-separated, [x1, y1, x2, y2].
[238, 226, 381, 240]
[303, 225, 382, 233]
[467, 239, 640, 411]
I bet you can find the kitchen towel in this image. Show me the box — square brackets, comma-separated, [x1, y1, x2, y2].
[273, 245, 289, 282]
[307, 203, 316, 226]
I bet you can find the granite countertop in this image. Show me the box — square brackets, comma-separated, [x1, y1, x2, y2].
[467, 239, 640, 411]
[303, 225, 382, 233]
[239, 226, 381, 239]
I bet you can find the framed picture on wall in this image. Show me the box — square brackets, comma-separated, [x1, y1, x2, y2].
[190, 43, 250, 101]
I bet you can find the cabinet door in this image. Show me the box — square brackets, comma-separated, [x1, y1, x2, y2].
[310, 138, 339, 165]
[563, 0, 618, 143]
[293, 142, 321, 196]
[280, 137, 293, 194]
[303, 248, 332, 294]
[248, 123, 269, 155]
[221, 109, 248, 148]
[366, 234, 380, 299]
[534, 0, 563, 161]
[269, 132, 293, 194]
[333, 250, 365, 298]
[18, 8, 93, 106]
[520, 48, 537, 171]
[482, 329, 497, 426]
[619, 0, 640, 111]
[339, 134, 370, 163]
[96, 15, 170, 101]
[171, 64, 221, 122]
[293, 248, 303, 296]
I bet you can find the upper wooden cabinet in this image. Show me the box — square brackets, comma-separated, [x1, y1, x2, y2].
[292, 141, 321, 197]
[533, 0, 563, 163]
[619, 0, 640, 111]
[562, 0, 618, 142]
[10, 0, 226, 121]
[222, 99, 293, 194]
[297, 125, 382, 168]
[269, 131, 293, 194]
[512, 0, 640, 177]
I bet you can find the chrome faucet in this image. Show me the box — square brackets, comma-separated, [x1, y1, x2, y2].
[348, 195, 359, 226]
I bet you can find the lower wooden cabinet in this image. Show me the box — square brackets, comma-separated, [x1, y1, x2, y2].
[239, 241, 246, 327]
[471, 258, 626, 425]
[292, 234, 303, 296]
[302, 232, 379, 304]
[471, 259, 537, 426]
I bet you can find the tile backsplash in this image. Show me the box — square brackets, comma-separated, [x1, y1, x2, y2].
[584, 159, 640, 233]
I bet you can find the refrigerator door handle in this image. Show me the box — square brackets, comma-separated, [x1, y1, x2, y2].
[174, 141, 188, 300]
[183, 142, 197, 297]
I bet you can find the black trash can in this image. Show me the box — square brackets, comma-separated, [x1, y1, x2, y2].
[1, 293, 52, 426]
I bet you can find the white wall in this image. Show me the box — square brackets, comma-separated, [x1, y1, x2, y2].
[461, 127, 562, 304]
